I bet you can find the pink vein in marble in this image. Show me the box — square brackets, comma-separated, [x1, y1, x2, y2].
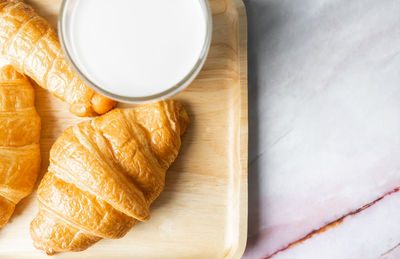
[272, 188, 400, 259]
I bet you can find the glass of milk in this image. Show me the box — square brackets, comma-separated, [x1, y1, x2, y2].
[59, 0, 212, 102]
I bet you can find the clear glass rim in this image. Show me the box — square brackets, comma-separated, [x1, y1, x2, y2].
[58, 0, 212, 103]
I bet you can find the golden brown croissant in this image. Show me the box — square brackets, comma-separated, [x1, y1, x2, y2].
[0, 0, 116, 116]
[0, 65, 40, 227]
[30, 100, 189, 254]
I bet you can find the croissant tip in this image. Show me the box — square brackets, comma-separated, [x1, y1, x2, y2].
[91, 93, 117, 115]
[173, 101, 189, 135]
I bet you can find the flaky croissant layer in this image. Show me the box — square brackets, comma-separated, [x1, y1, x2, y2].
[30, 100, 189, 254]
[0, 65, 41, 227]
[0, 0, 116, 116]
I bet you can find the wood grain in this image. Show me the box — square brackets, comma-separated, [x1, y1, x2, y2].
[0, 0, 248, 258]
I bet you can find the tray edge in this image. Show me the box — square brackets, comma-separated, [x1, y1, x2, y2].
[229, 0, 248, 258]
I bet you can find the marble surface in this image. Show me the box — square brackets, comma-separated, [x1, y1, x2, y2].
[243, 0, 400, 258]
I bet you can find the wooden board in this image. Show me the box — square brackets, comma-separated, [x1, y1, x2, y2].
[0, 0, 248, 258]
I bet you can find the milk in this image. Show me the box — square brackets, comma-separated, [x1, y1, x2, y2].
[67, 0, 207, 98]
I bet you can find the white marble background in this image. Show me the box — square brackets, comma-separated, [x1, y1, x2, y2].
[243, 0, 400, 258]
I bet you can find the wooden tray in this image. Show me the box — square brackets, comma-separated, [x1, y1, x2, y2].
[0, 0, 248, 258]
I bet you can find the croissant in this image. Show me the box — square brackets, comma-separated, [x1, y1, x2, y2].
[0, 65, 40, 227]
[0, 0, 116, 116]
[30, 100, 189, 254]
